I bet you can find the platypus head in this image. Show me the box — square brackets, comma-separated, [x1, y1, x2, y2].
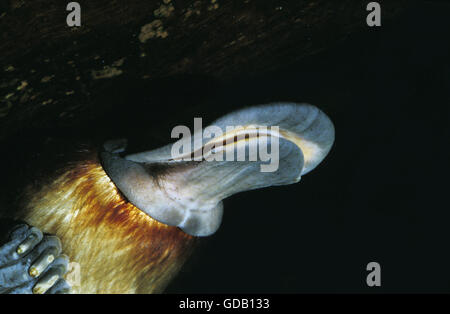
[100, 103, 335, 237]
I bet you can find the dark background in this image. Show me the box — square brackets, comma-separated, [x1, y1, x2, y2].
[166, 2, 450, 293]
[1, 1, 449, 293]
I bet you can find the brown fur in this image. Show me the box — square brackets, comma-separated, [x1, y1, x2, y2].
[14, 150, 196, 293]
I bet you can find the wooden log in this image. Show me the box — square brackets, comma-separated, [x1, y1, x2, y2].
[0, 0, 408, 140]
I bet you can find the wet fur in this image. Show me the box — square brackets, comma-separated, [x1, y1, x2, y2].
[8, 148, 196, 293]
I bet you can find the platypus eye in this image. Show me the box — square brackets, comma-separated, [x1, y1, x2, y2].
[101, 102, 335, 237]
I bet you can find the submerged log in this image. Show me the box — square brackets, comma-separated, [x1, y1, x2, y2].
[0, 0, 409, 140]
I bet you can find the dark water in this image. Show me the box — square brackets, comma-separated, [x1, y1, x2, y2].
[165, 2, 450, 293]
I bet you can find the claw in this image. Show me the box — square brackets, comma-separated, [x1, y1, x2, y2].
[33, 257, 70, 294]
[16, 227, 42, 255]
[29, 247, 57, 278]
[32, 271, 60, 294]
[45, 278, 72, 294]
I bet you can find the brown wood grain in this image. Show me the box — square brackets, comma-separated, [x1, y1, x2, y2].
[0, 0, 408, 140]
